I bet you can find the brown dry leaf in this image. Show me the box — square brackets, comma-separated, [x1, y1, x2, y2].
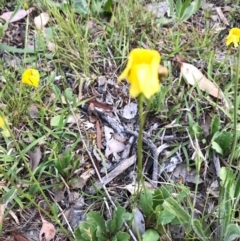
[0, 8, 34, 23]
[39, 217, 56, 241]
[70, 169, 95, 189]
[29, 146, 42, 171]
[34, 12, 49, 30]
[179, 62, 229, 110]
[10, 231, 30, 241]
[181, 62, 222, 98]
[96, 119, 102, 149]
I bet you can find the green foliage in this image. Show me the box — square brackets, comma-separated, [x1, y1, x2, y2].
[142, 229, 159, 241]
[219, 167, 240, 239]
[50, 0, 114, 16]
[210, 116, 233, 156]
[139, 185, 190, 232]
[74, 203, 132, 241]
[224, 224, 240, 241]
[211, 116, 220, 136]
[192, 219, 208, 241]
[150, 85, 169, 114]
[53, 148, 80, 179]
[165, 0, 201, 23]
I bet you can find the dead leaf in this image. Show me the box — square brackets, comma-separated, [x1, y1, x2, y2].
[66, 113, 82, 124]
[178, 61, 229, 110]
[132, 208, 145, 236]
[104, 126, 125, 158]
[0, 204, 5, 227]
[0, 8, 34, 23]
[122, 103, 138, 120]
[87, 99, 112, 112]
[29, 146, 42, 171]
[124, 181, 156, 194]
[34, 12, 49, 30]
[70, 169, 95, 189]
[172, 164, 203, 184]
[180, 62, 222, 98]
[47, 42, 56, 52]
[39, 217, 56, 241]
[27, 104, 39, 119]
[10, 231, 30, 241]
[96, 119, 102, 149]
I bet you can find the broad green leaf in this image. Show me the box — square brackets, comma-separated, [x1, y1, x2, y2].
[219, 181, 232, 236]
[142, 229, 159, 241]
[215, 131, 233, 155]
[104, 0, 113, 12]
[192, 219, 208, 241]
[162, 197, 190, 223]
[139, 189, 153, 216]
[180, 0, 191, 18]
[73, 0, 88, 14]
[64, 88, 73, 102]
[86, 211, 106, 233]
[152, 185, 172, 209]
[224, 224, 240, 241]
[79, 222, 97, 241]
[176, 186, 190, 202]
[0, 43, 36, 53]
[220, 167, 234, 188]
[158, 208, 175, 225]
[211, 141, 223, 155]
[112, 231, 130, 241]
[107, 203, 126, 234]
[50, 115, 63, 127]
[211, 116, 220, 136]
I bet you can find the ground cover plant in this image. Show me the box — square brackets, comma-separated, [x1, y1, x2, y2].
[0, 0, 240, 240]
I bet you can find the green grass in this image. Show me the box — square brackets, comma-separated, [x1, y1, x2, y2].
[0, 0, 240, 240]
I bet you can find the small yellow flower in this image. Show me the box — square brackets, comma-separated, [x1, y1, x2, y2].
[226, 28, 240, 47]
[0, 117, 5, 128]
[22, 69, 40, 87]
[118, 48, 165, 99]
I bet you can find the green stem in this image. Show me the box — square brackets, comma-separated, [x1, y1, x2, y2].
[229, 47, 240, 166]
[137, 94, 144, 181]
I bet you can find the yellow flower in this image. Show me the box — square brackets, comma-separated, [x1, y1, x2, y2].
[226, 28, 240, 47]
[118, 48, 166, 99]
[0, 117, 5, 128]
[22, 69, 40, 87]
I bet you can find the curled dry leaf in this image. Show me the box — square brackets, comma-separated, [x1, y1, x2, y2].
[10, 231, 30, 241]
[34, 12, 50, 30]
[0, 8, 34, 23]
[39, 217, 56, 241]
[181, 62, 222, 98]
[122, 102, 138, 120]
[104, 126, 125, 158]
[179, 61, 229, 110]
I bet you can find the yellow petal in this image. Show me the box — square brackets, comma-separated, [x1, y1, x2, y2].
[226, 28, 240, 47]
[129, 64, 160, 99]
[22, 69, 40, 87]
[118, 48, 163, 98]
[0, 117, 5, 128]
